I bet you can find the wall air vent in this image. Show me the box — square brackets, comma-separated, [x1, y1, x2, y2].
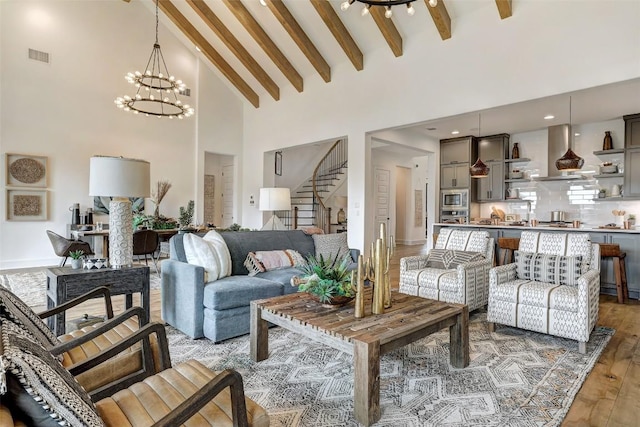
[28, 48, 50, 63]
[179, 88, 191, 97]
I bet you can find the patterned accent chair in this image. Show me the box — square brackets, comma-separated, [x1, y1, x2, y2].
[487, 231, 600, 354]
[399, 228, 494, 311]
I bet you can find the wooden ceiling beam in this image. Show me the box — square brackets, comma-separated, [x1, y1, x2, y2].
[370, 7, 403, 57]
[495, 0, 512, 19]
[265, 0, 331, 83]
[222, 0, 303, 93]
[157, 0, 259, 108]
[425, 0, 451, 40]
[187, 0, 279, 101]
[310, 0, 363, 71]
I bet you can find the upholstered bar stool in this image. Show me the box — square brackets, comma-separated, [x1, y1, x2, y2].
[497, 237, 520, 265]
[599, 243, 628, 303]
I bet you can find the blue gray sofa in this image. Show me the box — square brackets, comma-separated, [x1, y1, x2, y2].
[161, 230, 358, 342]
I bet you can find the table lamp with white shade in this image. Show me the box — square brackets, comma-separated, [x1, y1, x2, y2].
[89, 156, 150, 268]
[259, 187, 291, 230]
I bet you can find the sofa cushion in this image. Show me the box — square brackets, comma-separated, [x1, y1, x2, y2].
[256, 249, 306, 271]
[244, 252, 266, 276]
[255, 268, 303, 294]
[425, 249, 485, 269]
[183, 231, 232, 281]
[203, 276, 283, 311]
[221, 230, 315, 276]
[515, 251, 583, 286]
[0, 321, 104, 427]
[313, 233, 350, 261]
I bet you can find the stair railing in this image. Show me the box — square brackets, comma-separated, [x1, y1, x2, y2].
[312, 139, 347, 233]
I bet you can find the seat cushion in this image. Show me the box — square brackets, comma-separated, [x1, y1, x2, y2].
[417, 268, 457, 290]
[203, 276, 283, 311]
[95, 360, 270, 427]
[58, 317, 161, 393]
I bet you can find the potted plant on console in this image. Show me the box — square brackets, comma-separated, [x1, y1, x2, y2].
[69, 250, 84, 269]
[293, 254, 355, 306]
[178, 200, 195, 233]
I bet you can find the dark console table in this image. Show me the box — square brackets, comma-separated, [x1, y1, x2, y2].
[45, 265, 150, 335]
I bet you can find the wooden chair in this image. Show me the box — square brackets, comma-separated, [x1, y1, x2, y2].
[599, 243, 628, 303]
[133, 229, 160, 272]
[497, 237, 520, 265]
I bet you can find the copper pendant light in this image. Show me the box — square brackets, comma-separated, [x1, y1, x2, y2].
[556, 96, 584, 171]
[470, 113, 490, 178]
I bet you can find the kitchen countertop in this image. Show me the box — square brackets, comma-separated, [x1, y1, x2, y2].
[434, 223, 640, 234]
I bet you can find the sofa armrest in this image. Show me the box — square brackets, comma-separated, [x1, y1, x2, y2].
[489, 263, 517, 288]
[400, 256, 429, 273]
[161, 259, 207, 339]
[577, 269, 601, 323]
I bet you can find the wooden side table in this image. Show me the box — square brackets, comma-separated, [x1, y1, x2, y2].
[45, 265, 150, 335]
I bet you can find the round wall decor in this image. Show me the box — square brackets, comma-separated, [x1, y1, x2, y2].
[9, 158, 46, 184]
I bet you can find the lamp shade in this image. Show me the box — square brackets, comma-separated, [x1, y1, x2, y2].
[259, 188, 291, 211]
[89, 156, 150, 198]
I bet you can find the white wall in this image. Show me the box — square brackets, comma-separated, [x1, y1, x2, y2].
[0, 1, 243, 268]
[240, 0, 640, 251]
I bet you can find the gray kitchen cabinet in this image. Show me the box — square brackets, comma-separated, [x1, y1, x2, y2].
[477, 134, 509, 162]
[476, 161, 504, 201]
[441, 164, 470, 188]
[440, 137, 472, 164]
[624, 113, 640, 149]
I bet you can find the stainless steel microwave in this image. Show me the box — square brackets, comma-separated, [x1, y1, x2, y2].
[441, 189, 469, 209]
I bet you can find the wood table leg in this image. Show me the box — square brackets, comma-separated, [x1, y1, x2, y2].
[449, 305, 469, 368]
[353, 335, 381, 426]
[250, 302, 268, 362]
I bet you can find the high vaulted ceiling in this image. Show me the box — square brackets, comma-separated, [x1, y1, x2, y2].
[128, 0, 512, 108]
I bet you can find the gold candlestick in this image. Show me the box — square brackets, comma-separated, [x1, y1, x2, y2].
[372, 238, 385, 314]
[383, 246, 391, 308]
[355, 255, 365, 318]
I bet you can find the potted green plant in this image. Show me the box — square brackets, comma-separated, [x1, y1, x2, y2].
[69, 250, 85, 269]
[178, 200, 195, 232]
[628, 214, 636, 226]
[293, 253, 355, 306]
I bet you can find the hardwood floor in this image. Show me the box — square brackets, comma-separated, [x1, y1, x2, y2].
[3, 243, 638, 426]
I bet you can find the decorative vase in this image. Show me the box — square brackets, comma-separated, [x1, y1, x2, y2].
[511, 142, 520, 159]
[70, 259, 82, 269]
[337, 208, 346, 224]
[603, 131, 613, 150]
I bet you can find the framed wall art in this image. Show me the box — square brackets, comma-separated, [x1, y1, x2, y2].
[5, 153, 48, 188]
[7, 189, 48, 221]
[275, 151, 282, 176]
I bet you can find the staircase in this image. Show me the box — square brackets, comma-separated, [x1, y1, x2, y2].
[282, 139, 347, 232]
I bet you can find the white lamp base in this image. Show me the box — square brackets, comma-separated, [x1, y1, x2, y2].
[109, 199, 133, 268]
[261, 214, 287, 231]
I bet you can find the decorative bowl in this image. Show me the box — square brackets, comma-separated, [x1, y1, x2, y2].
[600, 164, 618, 174]
[311, 294, 354, 308]
[510, 171, 524, 179]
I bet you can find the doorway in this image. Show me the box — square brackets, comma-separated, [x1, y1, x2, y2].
[204, 152, 235, 228]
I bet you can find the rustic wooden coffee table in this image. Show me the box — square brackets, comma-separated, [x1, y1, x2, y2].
[250, 290, 469, 426]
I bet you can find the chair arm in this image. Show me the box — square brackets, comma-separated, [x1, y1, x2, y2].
[49, 306, 147, 356]
[161, 259, 206, 339]
[577, 269, 601, 312]
[489, 263, 517, 287]
[400, 256, 429, 273]
[151, 368, 249, 427]
[38, 286, 114, 320]
[68, 322, 171, 401]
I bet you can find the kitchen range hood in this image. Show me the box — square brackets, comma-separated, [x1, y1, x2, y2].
[534, 124, 582, 181]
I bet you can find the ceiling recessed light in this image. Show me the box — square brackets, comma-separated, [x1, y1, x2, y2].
[574, 132, 580, 137]
[544, 115, 555, 120]
[451, 130, 460, 135]
[195, 46, 201, 52]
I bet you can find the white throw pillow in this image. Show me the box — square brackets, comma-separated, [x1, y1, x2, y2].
[183, 231, 232, 282]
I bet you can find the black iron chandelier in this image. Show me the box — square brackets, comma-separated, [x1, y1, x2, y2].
[115, 0, 194, 119]
[341, 0, 438, 18]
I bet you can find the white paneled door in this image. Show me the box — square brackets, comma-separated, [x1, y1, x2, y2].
[374, 167, 390, 237]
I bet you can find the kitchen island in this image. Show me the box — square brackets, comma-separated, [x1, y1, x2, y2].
[434, 223, 640, 300]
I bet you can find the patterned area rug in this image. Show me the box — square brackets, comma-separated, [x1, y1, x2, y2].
[167, 315, 613, 427]
[0, 269, 161, 308]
